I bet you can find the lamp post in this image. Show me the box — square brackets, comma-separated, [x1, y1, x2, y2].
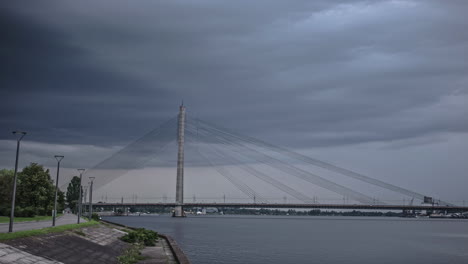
[77, 169, 85, 224]
[9, 131, 26, 233]
[52, 155, 64, 227]
[83, 185, 88, 215]
[88, 177, 95, 219]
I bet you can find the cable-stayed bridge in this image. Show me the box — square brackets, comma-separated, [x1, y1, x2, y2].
[78, 105, 467, 215]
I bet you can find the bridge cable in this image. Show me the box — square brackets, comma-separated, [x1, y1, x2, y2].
[186, 121, 375, 204]
[186, 129, 316, 203]
[193, 118, 450, 205]
[79, 116, 178, 190]
[186, 136, 268, 203]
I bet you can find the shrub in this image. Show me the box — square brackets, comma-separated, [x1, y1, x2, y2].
[14, 208, 24, 217]
[0, 206, 10, 216]
[117, 244, 146, 264]
[120, 228, 158, 246]
[21, 207, 36, 217]
[37, 208, 46, 216]
[91, 213, 100, 221]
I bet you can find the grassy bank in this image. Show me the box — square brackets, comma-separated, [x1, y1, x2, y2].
[0, 220, 99, 241]
[0, 214, 63, 223]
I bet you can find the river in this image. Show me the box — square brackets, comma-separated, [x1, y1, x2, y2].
[103, 215, 468, 264]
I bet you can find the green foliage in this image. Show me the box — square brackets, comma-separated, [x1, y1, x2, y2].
[120, 228, 158, 246]
[91, 213, 100, 221]
[66, 176, 81, 213]
[0, 214, 63, 223]
[0, 164, 66, 217]
[0, 206, 10, 217]
[14, 206, 35, 217]
[58, 191, 65, 212]
[16, 163, 65, 216]
[73, 230, 86, 237]
[17, 163, 55, 211]
[0, 169, 14, 214]
[117, 243, 146, 264]
[0, 220, 99, 241]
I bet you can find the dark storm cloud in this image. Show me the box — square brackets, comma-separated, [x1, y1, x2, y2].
[0, 6, 178, 145]
[1, 0, 467, 148]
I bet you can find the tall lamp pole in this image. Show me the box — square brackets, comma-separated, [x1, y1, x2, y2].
[9, 131, 27, 233]
[83, 185, 88, 215]
[52, 155, 64, 226]
[88, 177, 95, 219]
[77, 169, 85, 224]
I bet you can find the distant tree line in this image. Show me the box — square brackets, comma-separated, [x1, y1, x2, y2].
[0, 163, 65, 217]
[106, 207, 403, 217]
[221, 208, 402, 217]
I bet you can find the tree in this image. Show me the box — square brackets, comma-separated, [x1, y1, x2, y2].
[66, 176, 81, 213]
[0, 169, 14, 215]
[16, 163, 65, 216]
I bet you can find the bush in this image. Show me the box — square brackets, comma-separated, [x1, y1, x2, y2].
[37, 208, 46, 216]
[117, 244, 146, 264]
[0, 206, 10, 216]
[120, 228, 158, 246]
[14, 208, 24, 217]
[91, 213, 100, 221]
[14, 207, 36, 217]
[22, 207, 36, 217]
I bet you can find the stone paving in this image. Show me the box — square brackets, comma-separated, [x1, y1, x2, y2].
[80, 225, 127, 246]
[3, 225, 129, 264]
[0, 223, 178, 264]
[0, 243, 63, 264]
[0, 214, 87, 233]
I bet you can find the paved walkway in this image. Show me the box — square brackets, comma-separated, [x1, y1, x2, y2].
[2, 226, 128, 264]
[0, 214, 87, 233]
[0, 243, 63, 264]
[0, 222, 178, 264]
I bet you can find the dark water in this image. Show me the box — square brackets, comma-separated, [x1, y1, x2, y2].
[104, 215, 468, 264]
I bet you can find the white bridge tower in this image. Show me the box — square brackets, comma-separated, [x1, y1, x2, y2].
[174, 104, 186, 217]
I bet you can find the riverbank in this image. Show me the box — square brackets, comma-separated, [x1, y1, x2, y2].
[101, 219, 190, 264]
[0, 219, 187, 264]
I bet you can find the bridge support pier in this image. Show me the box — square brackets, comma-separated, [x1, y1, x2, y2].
[173, 104, 186, 217]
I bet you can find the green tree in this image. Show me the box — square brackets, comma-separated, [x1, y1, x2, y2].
[0, 169, 14, 215]
[66, 176, 81, 213]
[16, 163, 65, 216]
[58, 190, 65, 213]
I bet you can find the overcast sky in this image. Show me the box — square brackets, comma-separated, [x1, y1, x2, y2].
[1, 0, 467, 203]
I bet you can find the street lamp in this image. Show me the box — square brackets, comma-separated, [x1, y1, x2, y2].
[9, 131, 27, 233]
[52, 155, 64, 226]
[83, 185, 88, 215]
[77, 169, 85, 224]
[88, 177, 95, 219]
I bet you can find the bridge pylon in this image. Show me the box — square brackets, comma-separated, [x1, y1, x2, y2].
[173, 104, 186, 217]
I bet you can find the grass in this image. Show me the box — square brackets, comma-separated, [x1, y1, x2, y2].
[0, 214, 63, 223]
[0, 220, 99, 241]
[117, 243, 148, 264]
[73, 230, 87, 237]
[119, 227, 134, 233]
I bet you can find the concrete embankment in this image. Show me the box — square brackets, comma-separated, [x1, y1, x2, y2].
[101, 219, 191, 264]
[0, 221, 186, 264]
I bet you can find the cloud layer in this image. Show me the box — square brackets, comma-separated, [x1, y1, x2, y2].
[1, 1, 468, 202]
[2, 0, 467, 148]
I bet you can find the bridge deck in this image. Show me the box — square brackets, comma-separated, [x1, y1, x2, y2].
[93, 203, 468, 211]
